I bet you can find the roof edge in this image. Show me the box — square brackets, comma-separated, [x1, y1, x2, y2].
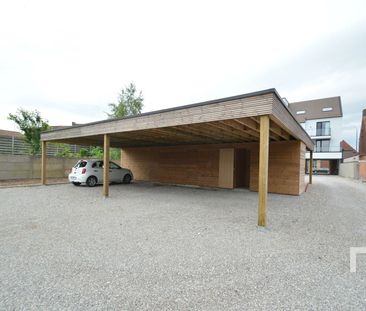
[42, 88, 277, 134]
[271, 90, 314, 149]
[289, 95, 342, 105]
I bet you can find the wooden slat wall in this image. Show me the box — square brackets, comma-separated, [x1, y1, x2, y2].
[249, 140, 305, 195]
[42, 94, 273, 141]
[121, 145, 220, 187]
[299, 142, 306, 193]
[122, 141, 306, 195]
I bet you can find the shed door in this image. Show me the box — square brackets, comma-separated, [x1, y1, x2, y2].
[218, 148, 234, 188]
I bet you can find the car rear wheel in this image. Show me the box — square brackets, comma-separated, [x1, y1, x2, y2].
[123, 174, 132, 184]
[86, 176, 97, 187]
[72, 182, 81, 186]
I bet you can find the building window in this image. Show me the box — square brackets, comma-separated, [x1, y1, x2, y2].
[296, 110, 306, 115]
[316, 139, 330, 152]
[316, 121, 330, 136]
[322, 107, 333, 112]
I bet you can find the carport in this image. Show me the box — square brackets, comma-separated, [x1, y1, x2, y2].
[41, 88, 314, 226]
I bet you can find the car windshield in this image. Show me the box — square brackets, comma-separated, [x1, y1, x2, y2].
[74, 160, 88, 168]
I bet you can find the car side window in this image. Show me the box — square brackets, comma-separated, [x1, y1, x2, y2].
[109, 162, 121, 169]
[92, 161, 103, 168]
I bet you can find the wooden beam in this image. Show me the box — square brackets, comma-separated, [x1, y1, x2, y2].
[41, 141, 47, 185]
[170, 126, 221, 143]
[249, 117, 280, 141]
[258, 115, 270, 227]
[219, 120, 257, 140]
[251, 117, 285, 141]
[233, 119, 262, 140]
[269, 117, 291, 140]
[235, 117, 260, 133]
[309, 150, 313, 184]
[112, 131, 167, 145]
[149, 128, 209, 143]
[175, 125, 231, 142]
[120, 148, 123, 167]
[207, 122, 251, 141]
[103, 134, 110, 197]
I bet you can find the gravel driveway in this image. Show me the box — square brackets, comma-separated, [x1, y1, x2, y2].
[0, 176, 365, 310]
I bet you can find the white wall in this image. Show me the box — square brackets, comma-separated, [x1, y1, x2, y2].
[303, 117, 343, 149]
[0, 154, 79, 180]
[344, 155, 359, 162]
[339, 161, 359, 179]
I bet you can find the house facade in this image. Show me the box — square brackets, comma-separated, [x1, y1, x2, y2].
[288, 96, 343, 174]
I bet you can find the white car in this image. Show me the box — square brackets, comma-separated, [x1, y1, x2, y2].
[68, 159, 133, 187]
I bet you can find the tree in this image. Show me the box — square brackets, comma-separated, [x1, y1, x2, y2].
[8, 109, 49, 155]
[73, 146, 120, 160]
[55, 143, 73, 158]
[107, 83, 143, 118]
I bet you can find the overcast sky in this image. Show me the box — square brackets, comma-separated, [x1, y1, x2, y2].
[1, 0, 365, 148]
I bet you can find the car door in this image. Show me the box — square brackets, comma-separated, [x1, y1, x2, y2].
[109, 161, 122, 182]
[91, 161, 104, 183]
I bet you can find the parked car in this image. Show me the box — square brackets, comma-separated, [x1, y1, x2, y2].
[68, 159, 133, 187]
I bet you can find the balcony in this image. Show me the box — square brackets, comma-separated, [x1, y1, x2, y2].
[315, 128, 331, 136]
[308, 128, 331, 139]
[314, 146, 340, 153]
[306, 146, 342, 160]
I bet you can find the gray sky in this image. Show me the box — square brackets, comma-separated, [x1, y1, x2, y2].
[1, 0, 365, 149]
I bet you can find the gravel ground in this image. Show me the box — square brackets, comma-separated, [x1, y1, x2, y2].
[0, 178, 68, 188]
[0, 176, 365, 310]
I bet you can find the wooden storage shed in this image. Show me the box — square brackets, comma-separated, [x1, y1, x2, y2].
[41, 88, 314, 226]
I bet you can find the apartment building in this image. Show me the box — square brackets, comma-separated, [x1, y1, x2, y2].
[288, 96, 343, 174]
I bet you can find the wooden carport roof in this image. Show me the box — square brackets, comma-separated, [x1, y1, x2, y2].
[41, 88, 314, 150]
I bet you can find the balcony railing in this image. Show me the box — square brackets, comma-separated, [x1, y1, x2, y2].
[307, 127, 332, 137]
[313, 146, 342, 153]
[316, 128, 331, 136]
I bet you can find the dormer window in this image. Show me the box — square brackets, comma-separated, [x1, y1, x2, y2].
[296, 110, 306, 115]
[322, 107, 333, 112]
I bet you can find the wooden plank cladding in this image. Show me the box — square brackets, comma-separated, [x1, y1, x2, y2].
[249, 140, 306, 195]
[121, 140, 306, 195]
[121, 145, 220, 188]
[41, 88, 313, 151]
[42, 93, 273, 141]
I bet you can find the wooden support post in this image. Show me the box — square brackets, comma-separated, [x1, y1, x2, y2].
[41, 140, 47, 185]
[103, 134, 110, 197]
[258, 115, 269, 227]
[120, 148, 123, 167]
[309, 150, 313, 184]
